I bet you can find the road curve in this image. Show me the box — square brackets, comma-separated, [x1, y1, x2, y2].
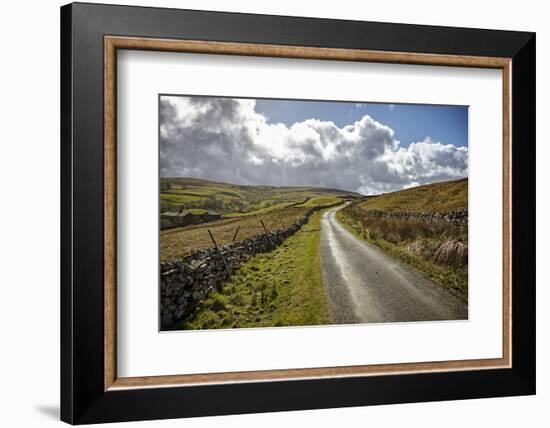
[320, 206, 468, 324]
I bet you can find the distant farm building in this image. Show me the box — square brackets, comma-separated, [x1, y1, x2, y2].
[161, 210, 221, 230]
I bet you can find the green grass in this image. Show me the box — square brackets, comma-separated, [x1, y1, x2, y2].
[223, 201, 296, 218]
[160, 193, 204, 205]
[360, 178, 467, 213]
[295, 196, 342, 207]
[181, 208, 208, 215]
[180, 211, 332, 329]
[224, 196, 344, 218]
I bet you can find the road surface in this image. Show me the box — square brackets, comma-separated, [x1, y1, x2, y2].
[320, 206, 468, 324]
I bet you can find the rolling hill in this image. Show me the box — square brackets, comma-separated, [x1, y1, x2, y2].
[358, 178, 467, 213]
[160, 177, 360, 215]
[160, 177, 360, 261]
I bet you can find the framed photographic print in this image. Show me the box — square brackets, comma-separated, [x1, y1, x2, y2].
[60, 2, 536, 424]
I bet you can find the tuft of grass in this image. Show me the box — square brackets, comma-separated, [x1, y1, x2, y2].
[181, 211, 332, 329]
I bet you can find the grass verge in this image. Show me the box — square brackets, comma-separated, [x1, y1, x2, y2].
[181, 211, 332, 329]
[336, 210, 467, 299]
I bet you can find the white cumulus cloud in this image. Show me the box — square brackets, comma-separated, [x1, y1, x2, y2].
[160, 96, 468, 195]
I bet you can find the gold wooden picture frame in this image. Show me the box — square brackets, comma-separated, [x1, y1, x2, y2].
[104, 36, 511, 391]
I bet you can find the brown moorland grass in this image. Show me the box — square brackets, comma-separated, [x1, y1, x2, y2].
[160, 206, 310, 262]
[360, 178, 467, 213]
[336, 208, 468, 297]
[340, 204, 467, 244]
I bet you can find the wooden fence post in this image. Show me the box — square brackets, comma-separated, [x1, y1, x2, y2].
[232, 225, 240, 242]
[207, 229, 232, 279]
[260, 220, 275, 247]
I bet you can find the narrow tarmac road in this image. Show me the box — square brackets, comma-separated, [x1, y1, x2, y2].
[320, 206, 468, 324]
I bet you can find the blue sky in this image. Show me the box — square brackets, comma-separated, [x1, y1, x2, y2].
[255, 99, 468, 149]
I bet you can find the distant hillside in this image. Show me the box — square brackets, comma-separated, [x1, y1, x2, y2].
[160, 177, 360, 215]
[360, 178, 467, 213]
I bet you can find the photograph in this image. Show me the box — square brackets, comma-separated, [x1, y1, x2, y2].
[159, 95, 469, 330]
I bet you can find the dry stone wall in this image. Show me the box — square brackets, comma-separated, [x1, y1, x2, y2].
[364, 208, 468, 227]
